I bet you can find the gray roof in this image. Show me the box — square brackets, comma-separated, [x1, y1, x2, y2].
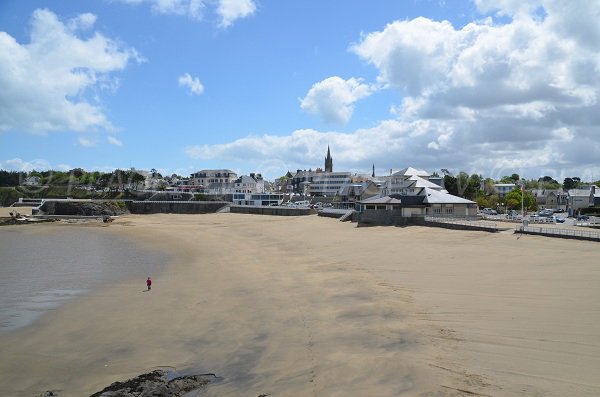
[409, 175, 445, 190]
[392, 166, 429, 177]
[568, 189, 593, 197]
[361, 196, 403, 205]
[235, 175, 258, 184]
[422, 187, 475, 204]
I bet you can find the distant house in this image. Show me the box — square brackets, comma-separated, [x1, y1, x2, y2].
[493, 183, 516, 197]
[568, 186, 596, 213]
[532, 189, 568, 211]
[190, 169, 237, 195]
[234, 173, 265, 194]
[290, 170, 353, 196]
[23, 176, 40, 186]
[233, 173, 277, 205]
[336, 181, 380, 205]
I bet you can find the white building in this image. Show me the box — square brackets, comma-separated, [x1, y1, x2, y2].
[234, 173, 265, 194]
[381, 167, 445, 196]
[306, 172, 352, 196]
[493, 183, 516, 197]
[190, 169, 237, 195]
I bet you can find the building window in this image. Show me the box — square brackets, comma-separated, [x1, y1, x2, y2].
[433, 207, 441, 214]
[446, 207, 454, 215]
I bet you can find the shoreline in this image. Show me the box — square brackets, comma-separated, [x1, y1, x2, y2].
[1, 213, 599, 396]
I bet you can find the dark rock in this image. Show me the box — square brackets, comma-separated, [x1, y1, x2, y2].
[39, 201, 129, 216]
[89, 370, 213, 397]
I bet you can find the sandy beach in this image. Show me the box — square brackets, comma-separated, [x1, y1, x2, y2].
[0, 213, 599, 396]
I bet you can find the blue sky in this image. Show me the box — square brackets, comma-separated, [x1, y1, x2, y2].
[1, 0, 599, 181]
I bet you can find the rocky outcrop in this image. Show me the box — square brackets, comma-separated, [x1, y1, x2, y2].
[88, 370, 214, 397]
[38, 201, 129, 216]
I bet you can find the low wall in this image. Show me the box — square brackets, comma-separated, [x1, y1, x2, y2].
[229, 205, 314, 216]
[516, 225, 600, 242]
[422, 221, 498, 233]
[354, 210, 426, 226]
[128, 201, 229, 214]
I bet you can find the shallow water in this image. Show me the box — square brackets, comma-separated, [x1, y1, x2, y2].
[0, 226, 167, 334]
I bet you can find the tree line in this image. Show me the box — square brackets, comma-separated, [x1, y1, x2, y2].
[0, 169, 146, 191]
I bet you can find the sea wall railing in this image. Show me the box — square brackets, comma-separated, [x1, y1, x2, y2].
[424, 216, 498, 232]
[516, 225, 600, 242]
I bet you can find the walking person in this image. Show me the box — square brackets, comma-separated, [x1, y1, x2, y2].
[146, 277, 152, 291]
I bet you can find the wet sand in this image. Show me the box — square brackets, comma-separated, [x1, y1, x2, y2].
[0, 213, 599, 396]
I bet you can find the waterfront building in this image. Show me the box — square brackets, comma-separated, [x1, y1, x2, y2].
[234, 173, 265, 194]
[190, 169, 237, 195]
[381, 167, 446, 196]
[358, 188, 477, 217]
[336, 181, 380, 207]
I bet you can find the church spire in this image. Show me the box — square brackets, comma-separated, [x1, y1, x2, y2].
[324, 145, 333, 172]
[372, 163, 375, 178]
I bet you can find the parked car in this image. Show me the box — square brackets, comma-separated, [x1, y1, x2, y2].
[506, 210, 520, 219]
[577, 215, 590, 221]
[539, 209, 554, 217]
[482, 208, 498, 215]
[555, 216, 565, 223]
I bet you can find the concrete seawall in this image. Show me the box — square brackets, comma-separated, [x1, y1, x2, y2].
[127, 201, 229, 214]
[516, 225, 600, 242]
[229, 205, 314, 216]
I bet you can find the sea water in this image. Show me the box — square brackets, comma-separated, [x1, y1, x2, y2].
[0, 226, 167, 334]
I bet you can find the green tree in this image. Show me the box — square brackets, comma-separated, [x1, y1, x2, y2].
[505, 188, 537, 211]
[444, 175, 458, 196]
[563, 177, 578, 190]
[131, 172, 146, 190]
[0, 171, 26, 187]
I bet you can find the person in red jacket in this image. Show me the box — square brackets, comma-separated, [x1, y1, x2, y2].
[146, 277, 152, 291]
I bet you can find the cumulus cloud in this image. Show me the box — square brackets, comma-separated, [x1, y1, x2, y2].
[115, 0, 256, 26]
[216, 0, 256, 28]
[116, 0, 205, 20]
[183, 1, 600, 180]
[1, 158, 53, 172]
[178, 73, 205, 95]
[0, 9, 140, 134]
[300, 77, 373, 124]
[107, 136, 124, 146]
[346, 0, 600, 178]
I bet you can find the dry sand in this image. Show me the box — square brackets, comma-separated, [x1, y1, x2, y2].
[0, 213, 599, 396]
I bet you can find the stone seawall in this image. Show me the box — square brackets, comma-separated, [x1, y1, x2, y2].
[127, 201, 228, 214]
[229, 205, 314, 216]
[354, 210, 425, 226]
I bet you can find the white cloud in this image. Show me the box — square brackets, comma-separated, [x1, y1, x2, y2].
[78, 137, 98, 147]
[115, 0, 256, 26]
[0, 9, 140, 134]
[116, 0, 205, 20]
[183, 1, 600, 181]
[178, 73, 205, 95]
[345, 1, 600, 178]
[2, 158, 52, 172]
[107, 136, 124, 146]
[300, 76, 373, 124]
[217, 0, 256, 28]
